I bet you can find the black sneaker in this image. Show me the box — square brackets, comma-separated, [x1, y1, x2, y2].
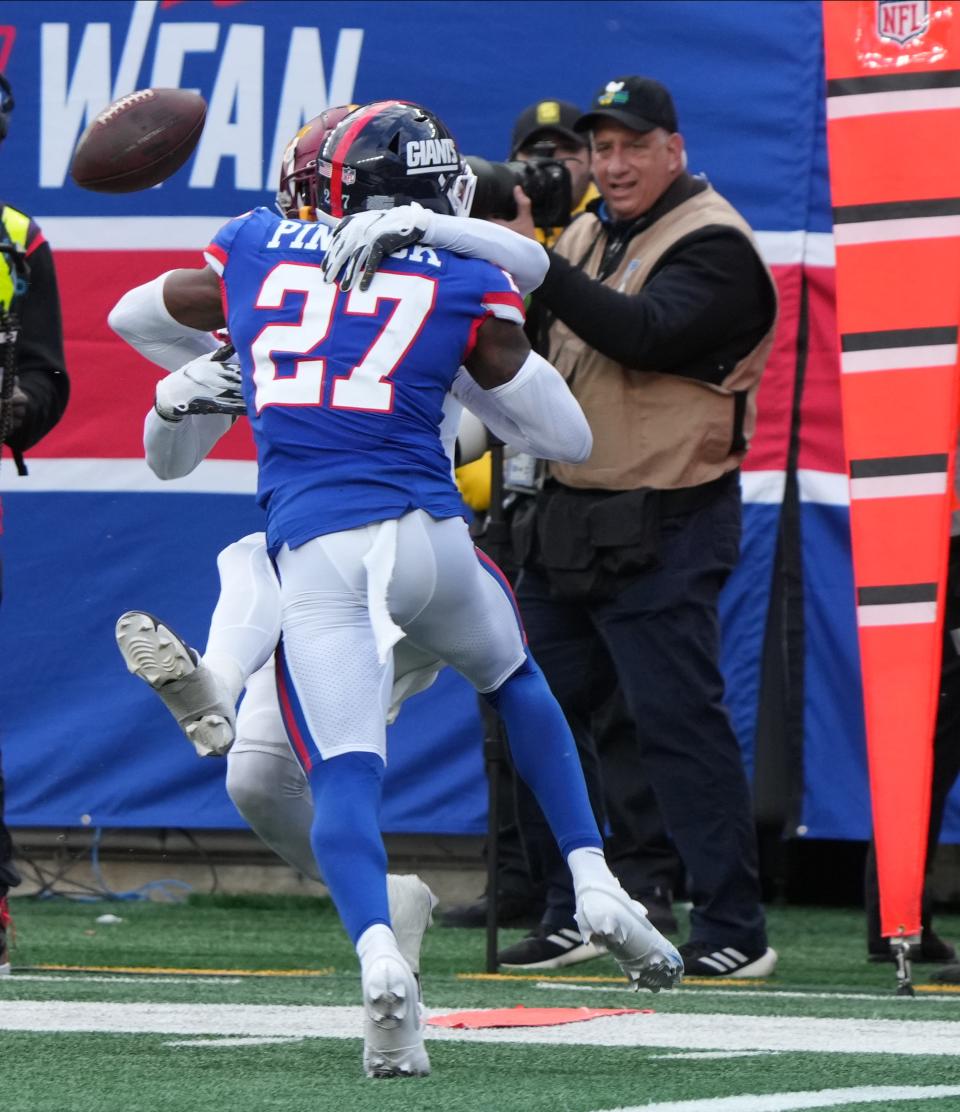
[497, 925, 607, 970]
[440, 892, 542, 930]
[868, 929, 956, 964]
[679, 940, 777, 978]
[930, 962, 960, 984]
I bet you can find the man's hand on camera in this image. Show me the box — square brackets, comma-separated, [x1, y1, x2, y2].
[321, 203, 432, 293]
[490, 186, 538, 240]
[154, 349, 246, 421]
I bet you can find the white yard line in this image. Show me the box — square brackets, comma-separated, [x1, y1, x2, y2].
[1, 1002, 959, 1056]
[595, 1084, 960, 1111]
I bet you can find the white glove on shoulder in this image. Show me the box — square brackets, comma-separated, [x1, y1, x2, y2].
[154, 347, 246, 421]
[321, 203, 434, 293]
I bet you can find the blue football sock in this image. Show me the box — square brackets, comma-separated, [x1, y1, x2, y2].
[484, 652, 602, 857]
[307, 750, 390, 944]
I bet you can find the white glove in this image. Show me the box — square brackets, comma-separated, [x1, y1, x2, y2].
[321, 203, 434, 293]
[154, 346, 246, 421]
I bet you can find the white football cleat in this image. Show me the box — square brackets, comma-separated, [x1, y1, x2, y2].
[386, 874, 437, 977]
[362, 952, 430, 1079]
[115, 611, 236, 757]
[575, 885, 683, 993]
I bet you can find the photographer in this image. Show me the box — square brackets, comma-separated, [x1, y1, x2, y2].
[494, 76, 780, 977]
[509, 99, 595, 246]
[0, 72, 70, 974]
[446, 100, 682, 942]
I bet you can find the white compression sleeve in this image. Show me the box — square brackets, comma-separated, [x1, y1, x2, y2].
[425, 214, 548, 296]
[143, 407, 234, 479]
[204, 533, 282, 694]
[451, 352, 592, 463]
[109, 272, 219, 371]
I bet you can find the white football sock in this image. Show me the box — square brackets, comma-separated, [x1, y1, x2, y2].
[567, 846, 620, 895]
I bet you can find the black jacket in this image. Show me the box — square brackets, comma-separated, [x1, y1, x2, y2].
[2, 210, 69, 466]
[530, 174, 777, 386]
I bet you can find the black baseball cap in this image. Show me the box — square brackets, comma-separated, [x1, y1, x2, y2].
[510, 99, 586, 157]
[575, 76, 678, 135]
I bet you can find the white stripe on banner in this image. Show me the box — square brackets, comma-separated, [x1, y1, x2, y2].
[850, 473, 948, 499]
[857, 601, 938, 626]
[827, 87, 960, 119]
[35, 216, 835, 268]
[798, 470, 849, 506]
[841, 344, 958, 373]
[0, 458, 256, 494]
[740, 470, 786, 504]
[834, 215, 960, 246]
[35, 217, 230, 251]
[753, 231, 835, 268]
[5, 460, 796, 506]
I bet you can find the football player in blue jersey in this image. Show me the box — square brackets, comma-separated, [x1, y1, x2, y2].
[112, 101, 682, 1079]
[110, 104, 557, 904]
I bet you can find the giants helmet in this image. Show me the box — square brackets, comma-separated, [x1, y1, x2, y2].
[316, 100, 476, 220]
[276, 105, 357, 218]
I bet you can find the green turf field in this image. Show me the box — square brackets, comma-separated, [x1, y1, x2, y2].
[3, 894, 960, 1111]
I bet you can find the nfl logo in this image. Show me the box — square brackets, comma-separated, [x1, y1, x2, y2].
[876, 0, 929, 44]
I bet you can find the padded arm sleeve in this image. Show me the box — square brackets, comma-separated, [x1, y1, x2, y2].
[109, 272, 220, 371]
[426, 214, 548, 296]
[451, 351, 591, 463]
[143, 407, 234, 480]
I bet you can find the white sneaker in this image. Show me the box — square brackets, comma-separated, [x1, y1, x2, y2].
[115, 611, 236, 756]
[386, 874, 437, 976]
[362, 952, 430, 1078]
[575, 885, 683, 993]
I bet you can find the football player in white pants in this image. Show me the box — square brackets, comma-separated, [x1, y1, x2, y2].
[111, 187, 682, 1079]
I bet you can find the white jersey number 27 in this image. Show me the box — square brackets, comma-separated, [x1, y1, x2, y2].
[250, 263, 437, 414]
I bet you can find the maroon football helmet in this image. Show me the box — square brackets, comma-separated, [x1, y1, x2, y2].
[276, 105, 357, 218]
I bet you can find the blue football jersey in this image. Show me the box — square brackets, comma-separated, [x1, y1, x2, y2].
[204, 207, 524, 552]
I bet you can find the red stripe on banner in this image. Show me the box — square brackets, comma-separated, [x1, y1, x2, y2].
[798, 265, 846, 475]
[741, 263, 800, 474]
[0, 26, 16, 73]
[35, 250, 255, 460]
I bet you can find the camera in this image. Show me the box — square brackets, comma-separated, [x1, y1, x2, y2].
[466, 153, 572, 229]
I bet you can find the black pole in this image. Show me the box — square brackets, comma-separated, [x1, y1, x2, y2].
[482, 439, 508, 973]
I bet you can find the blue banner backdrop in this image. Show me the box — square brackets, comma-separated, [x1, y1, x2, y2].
[0, 0, 948, 841]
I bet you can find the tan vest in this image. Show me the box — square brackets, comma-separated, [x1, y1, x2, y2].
[548, 186, 777, 490]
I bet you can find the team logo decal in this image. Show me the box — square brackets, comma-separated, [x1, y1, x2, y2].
[405, 137, 459, 174]
[876, 0, 929, 44]
[598, 80, 629, 107]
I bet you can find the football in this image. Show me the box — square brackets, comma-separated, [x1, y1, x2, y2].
[70, 87, 206, 193]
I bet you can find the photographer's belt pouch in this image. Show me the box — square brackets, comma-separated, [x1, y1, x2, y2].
[532, 486, 661, 598]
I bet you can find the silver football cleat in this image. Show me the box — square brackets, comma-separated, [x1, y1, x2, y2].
[362, 952, 430, 1079]
[115, 610, 236, 756]
[575, 885, 684, 993]
[386, 874, 437, 977]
